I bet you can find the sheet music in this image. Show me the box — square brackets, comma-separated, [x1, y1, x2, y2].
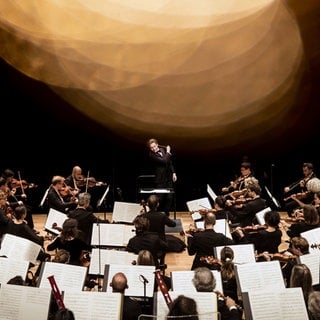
[0, 234, 41, 264]
[195, 219, 232, 239]
[103, 264, 155, 297]
[298, 252, 320, 285]
[207, 184, 217, 202]
[44, 208, 68, 235]
[0, 257, 29, 285]
[91, 223, 135, 247]
[301, 227, 320, 253]
[139, 188, 172, 193]
[63, 291, 122, 320]
[155, 291, 218, 320]
[0, 284, 51, 320]
[214, 244, 256, 265]
[255, 207, 271, 225]
[38, 262, 88, 292]
[89, 248, 138, 275]
[171, 270, 223, 294]
[186, 197, 212, 212]
[112, 201, 141, 223]
[235, 261, 285, 294]
[243, 288, 308, 320]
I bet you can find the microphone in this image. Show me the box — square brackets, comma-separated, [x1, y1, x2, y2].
[139, 274, 149, 283]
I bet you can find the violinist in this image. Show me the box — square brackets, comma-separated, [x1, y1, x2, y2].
[187, 212, 234, 270]
[221, 161, 256, 195]
[64, 166, 83, 194]
[46, 176, 78, 213]
[283, 162, 316, 215]
[0, 190, 11, 238]
[192, 267, 242, 320]
[0, 174, 36, 232]
[234, 210, 282, 257]
[227, 183, 267, 227]
[286, 204, 320, 239]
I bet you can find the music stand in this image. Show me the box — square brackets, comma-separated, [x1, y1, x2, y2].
[97, 185, 109, 220]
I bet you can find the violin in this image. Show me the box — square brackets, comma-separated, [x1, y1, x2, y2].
[10, 178, 38, 190]
[231, 224, 267, 235]
[255, 252, 297, 262]
[52, 222, 62, 232]
[75, 176, 107, 189]
[59, 185, 78, 199]
[199, 255, 222, 267]
[183, 224, 204, 236]
[284, 191, 311, 202]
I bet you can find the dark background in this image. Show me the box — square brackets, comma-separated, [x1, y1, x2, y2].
[1, 0, 320, 217]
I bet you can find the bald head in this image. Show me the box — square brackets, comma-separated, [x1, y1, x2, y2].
[110, 272, 128, 293]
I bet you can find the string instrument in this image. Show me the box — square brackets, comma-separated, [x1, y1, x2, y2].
[154, 269, 173, 309]
[47, 275, 66, 309]
[255, 252, 298, 262]
[59, 185, 78, 201]
[198, 208, 217, 215]
[231, 224, 267, 234]
[199, 255, 222, 267]
[222, 176, 245, 193]
[224, 188, 248, 200]
[183, 224, 204, 236]
[75, 175, 107, 189]
[10, 179, 38, 190]
[284, 191, 311, 202]
[52, 222, 62, 232]
[214, 290, 243, 312]
[80, 250, 91, 267]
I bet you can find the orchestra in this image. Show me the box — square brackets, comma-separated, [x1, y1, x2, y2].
[1, 160, 319, 319]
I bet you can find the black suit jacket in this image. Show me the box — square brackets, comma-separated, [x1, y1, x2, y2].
[187, 229, 234, 270]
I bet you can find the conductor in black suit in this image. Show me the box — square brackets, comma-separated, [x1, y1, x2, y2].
[147, 138, 177, 216]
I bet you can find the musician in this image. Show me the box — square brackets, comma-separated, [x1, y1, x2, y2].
[110, 272, 143, 320]
[0, 173, 35, 231]
[141, 194, 176, 241]
[67, 192, 106, 245]
[281, 236, 310, 287]
[126, 215, 168, 268]
[235, 210, 282, 256]
[147, 138, 177, 216]
[167, 295, 199, 319]
[64, 165, 83, 193]
[46, 176, 78, 213]
[286, 204, 320, 239]
[284, 162, 317, 215]
[46, 218, 91, 266]
[221, 161, 256, 194]
[187, 212, 234, 270]
[192, 267, 242, 320]
[0, 190, 11, 238]
[227, 183, 267, 227]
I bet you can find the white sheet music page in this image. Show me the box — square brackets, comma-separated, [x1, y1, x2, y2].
[0, 257, 29, 285]
[89, 248, 138, 275]
[38, 262, 87, 292]
[301, 227, 320, 253]
[298, 252, 320, 285]
[235, 260, 285, 293]
[0, 234, 41, 264]
[45, 208, 68, 235]
[0, 284, 51, 320]
[186, 197, 212, 212]
[244, 288, 308, 320]
[112, 201, 142, 223]
[207, 184, 217, 202]
[215, 244, 256, 265]
[91, 223, 135, 247]
[171, 270, 223, 294]
[63, 291, 122, 320]
[104, 264, 155, 297]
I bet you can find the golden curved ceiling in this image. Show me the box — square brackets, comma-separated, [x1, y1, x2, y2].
[0, 0, 317, 152]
